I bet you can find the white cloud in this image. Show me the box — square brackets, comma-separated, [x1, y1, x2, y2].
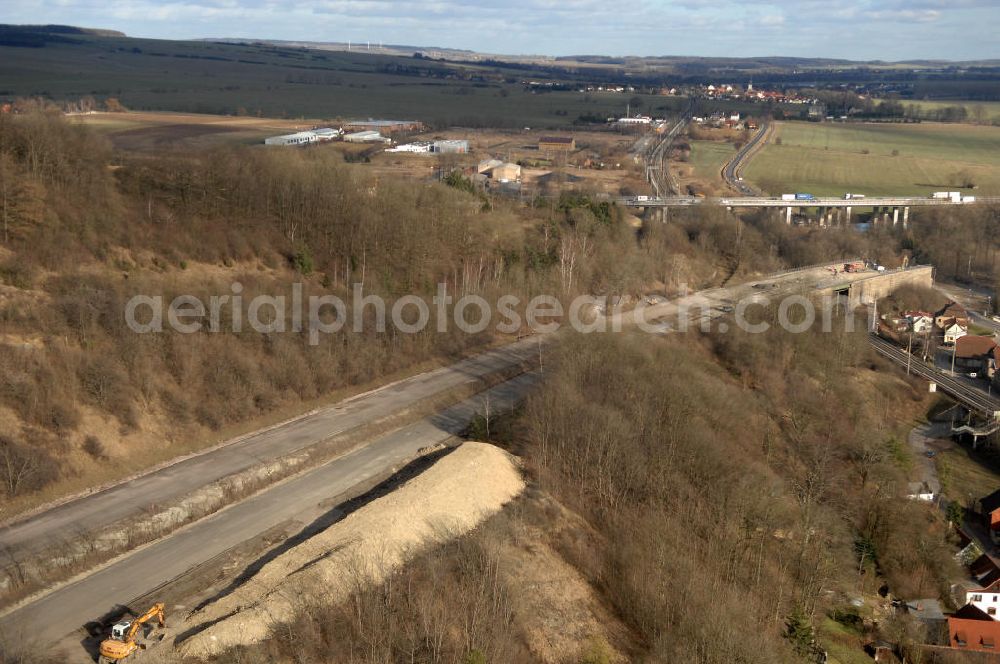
[2, 0, 997, 59]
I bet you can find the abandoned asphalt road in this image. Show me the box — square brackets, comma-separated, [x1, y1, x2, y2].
[0, 339, 539, 555]
[0, 372, 539, 652]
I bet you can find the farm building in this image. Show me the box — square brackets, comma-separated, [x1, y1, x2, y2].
[342, 119, 423, 134]
[489, 162, 522, 183]
[264, 131, 319, 146]
[385, 142, 432, 153]
[432, 139, 469, 154]
[538, 136, 575, 152]
[264, 127, 339, 146]
[344, 130, 390, 143]
[478, 158, 503, 174]
[312, 127, 341, 140]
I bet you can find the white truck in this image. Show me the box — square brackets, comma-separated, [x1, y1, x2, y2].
[781, 194, 796, 201]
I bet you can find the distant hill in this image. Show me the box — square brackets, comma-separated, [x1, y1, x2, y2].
[0, 25, 998, 123]
[0, 24, 124, 47]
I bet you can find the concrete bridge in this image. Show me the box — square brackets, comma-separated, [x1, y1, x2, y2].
[815, 265, 934, 307]
[620, 195, 1000, 227]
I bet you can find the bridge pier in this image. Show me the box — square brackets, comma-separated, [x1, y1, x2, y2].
[903, 206, 909, 228]
[785, 206, 793, 225]
[846, 206, 852, 224]
[893, 207, 899, 225]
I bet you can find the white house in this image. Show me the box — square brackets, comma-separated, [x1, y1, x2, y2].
[944, 322, 968, 345]
[905, 313, 934, 334]
[966, 589, 1000, 619]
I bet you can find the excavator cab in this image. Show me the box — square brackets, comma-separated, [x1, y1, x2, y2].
[109, 620, 132, 641]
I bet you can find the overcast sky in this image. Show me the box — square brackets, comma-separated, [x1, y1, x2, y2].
[3, 0, 998, 61]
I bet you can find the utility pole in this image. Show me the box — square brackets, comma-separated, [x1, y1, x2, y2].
[907, 332, 913, 375]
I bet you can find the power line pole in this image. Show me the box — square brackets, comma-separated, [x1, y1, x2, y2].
[907, 332, 913, 375]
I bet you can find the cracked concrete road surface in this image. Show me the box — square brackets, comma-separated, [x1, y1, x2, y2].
[0, 339, 539, 556]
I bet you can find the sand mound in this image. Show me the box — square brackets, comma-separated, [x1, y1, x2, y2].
[179, 442, 525, 658]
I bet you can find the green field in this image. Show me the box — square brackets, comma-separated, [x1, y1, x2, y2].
[744, 121, 1000, 197]
[936, 445, 1000, 508]
[687, 140, 735, 181]
[906, 99, 1000, 123]
[0, 32, 685, 129]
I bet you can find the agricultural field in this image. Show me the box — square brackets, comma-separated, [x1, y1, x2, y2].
[71, 111, 319, 150]
[744, 121, 1000, 197]
[905, 99, 1000, 124]
[0, 32, 683, 128]
[671, 140, 736, 193]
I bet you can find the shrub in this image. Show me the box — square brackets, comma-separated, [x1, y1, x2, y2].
[290, 250, 313, 275]
[579, 637, 614, 664]
[82, 435, 107, 460]
[0, 435, 59, 498]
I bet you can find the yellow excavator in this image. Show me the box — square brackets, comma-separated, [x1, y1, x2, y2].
[98, 603, 165, 663]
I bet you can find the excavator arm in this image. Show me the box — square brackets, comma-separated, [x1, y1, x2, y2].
[125, 603, 165, 642]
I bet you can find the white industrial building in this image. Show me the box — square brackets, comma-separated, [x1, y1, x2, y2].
[385, 141, 433, 153]
[344, 130, 390, 143]
[616, 116, 652, 126]
[264, 127, 340, 146]
[264, 131, 319, 146]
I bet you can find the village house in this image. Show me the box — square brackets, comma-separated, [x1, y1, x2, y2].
[953, 335, 999, 377]
[902, 310, 934, 334]
[943, 321, 968, 345]
[948, 603, 1000, 651]
[935, 301, 970, 330]
[960, 554, 1000, 617]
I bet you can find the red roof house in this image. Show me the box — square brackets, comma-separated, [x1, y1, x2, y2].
[948, 603, 1000, 652]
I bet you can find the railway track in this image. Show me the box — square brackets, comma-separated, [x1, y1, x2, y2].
[868, 334, 1000, 416]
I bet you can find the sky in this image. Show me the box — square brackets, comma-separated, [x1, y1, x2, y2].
[2, 0, 998, 61]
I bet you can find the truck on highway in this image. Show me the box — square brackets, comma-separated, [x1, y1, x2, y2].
[931, 191, 963, 202]
[844, 193, 865, 200]
[963, 195, 976, 204]
[794, 193, 815, 200]
[781, 194, 796, 201]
